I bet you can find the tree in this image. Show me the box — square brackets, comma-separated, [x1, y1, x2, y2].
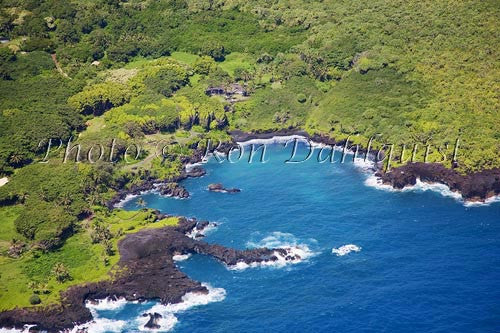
[68, 82, 131, 116]
[140, 64, 189, 97]
[52, 263, 71, 283]
[199, 41, 227, 61]
[193, 56, 216, 75]
[55, 19, 80, 43]
[103, 239, 114, 256]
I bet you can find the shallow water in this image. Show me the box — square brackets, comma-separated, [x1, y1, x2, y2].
[103, 142, 500, 332]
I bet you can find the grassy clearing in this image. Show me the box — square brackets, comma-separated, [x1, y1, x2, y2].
[0, 208, 178, 311]
[0, 206, 23, 254]
[169, 52, 200, 65]
[218, 52, 255, 77]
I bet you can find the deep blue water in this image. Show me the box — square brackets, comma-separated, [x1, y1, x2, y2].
[101, 142, 499, 332]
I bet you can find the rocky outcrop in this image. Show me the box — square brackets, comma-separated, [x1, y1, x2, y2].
[159, 183, 190, 198]
[106, 165, 207, 208]
[377, 162, 500, 201]
[0, 218, 300, 332]
[208, 183, 241, 193]
[182, 165, 207, 178]
[143, 312, 162, 329]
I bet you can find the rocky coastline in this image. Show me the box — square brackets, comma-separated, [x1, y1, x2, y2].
[208, 183, 241, 193]
[0, 217, 302, 332]
[230, 129, 500, 203]
[376, 162, 500, 202]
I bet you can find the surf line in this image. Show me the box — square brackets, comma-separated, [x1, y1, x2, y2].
[202, 135, 384, 167]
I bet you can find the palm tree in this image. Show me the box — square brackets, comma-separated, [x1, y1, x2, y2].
[59, 192, 72, 206]
[52, 263, 71, 283]
[9, 152, 24, 165]
[18, 192, 29, 203]
[27, 281, 38, 292]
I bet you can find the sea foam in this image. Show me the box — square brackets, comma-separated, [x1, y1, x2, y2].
[70, 317, 127, 333]
[86, 297, 128, 311]
[114, 193, 139, 208]
[364, 175, 464, 202]
[186, 222, 218, 239]
[137, 283, 226, 332]
[172, 253, 192, 261]
[463, 194, 500, 207]
[67, 284, 225, 332]
[0, 325, 36, 333]
[332, 244, 361, 256]
[236, 135, 309, 146]
[229, 232, 316, 270]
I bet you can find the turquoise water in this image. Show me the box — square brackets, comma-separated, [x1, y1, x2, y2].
[102, 142, 499, 332]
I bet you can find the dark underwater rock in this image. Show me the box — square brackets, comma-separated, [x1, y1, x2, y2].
[208, 183, 241, 193]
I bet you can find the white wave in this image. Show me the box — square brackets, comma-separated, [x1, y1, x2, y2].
[185, 162, 205, 171]
[0, 324, 36, 333]
[69, 284, 225, 333]
[364, 174, 404, 192]
[464, 194, 500, 207]
[186, 222, 218, 239]
[172, 253, 192, 261]
[136, 312, 178, 332]
[137, 283, 226, 332]
[364, 176, 463, 201]
[353, 157, 376, 172]
[86, 297, 128, 311]
[236, 135, 309, 146]
[332, 244, 361, 256]
[228, 246, 313, 271]
[229, 232, 316, 270]
[407, 179, 463, 200]
[114, 193, 139, 208]
[70, 317, 127, 333]
[66, 298, 129, 333]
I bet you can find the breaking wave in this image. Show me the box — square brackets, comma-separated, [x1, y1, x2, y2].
[172, 253, 192, 261]
[364, 175, 465, 202]
[332, 244, 361, 256]
[186, 222, 218, 239]
[66, 284, 225, 332]
[236, 135, 309, 146]
[136, 283, 226, 332]
[229, 232, 316, 270]
[86, 297, 128, 311]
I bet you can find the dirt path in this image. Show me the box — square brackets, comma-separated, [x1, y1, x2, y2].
[51, 53, 70, 78]
[0, 177, 8, 187]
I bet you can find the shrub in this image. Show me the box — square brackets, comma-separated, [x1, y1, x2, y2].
[29, 294, 41, 305]
[297, 93, 307, 103]
[68, 82, 131, 116]
[199, 41, 227, 61]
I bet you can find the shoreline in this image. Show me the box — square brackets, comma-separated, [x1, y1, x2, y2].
[0, 217, 304, 332]
[110, 128, 499, 208]
[228, 129, 500, 205]
[2, 129, 498, 331]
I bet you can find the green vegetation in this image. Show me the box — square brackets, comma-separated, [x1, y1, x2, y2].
[0, 0, 498, 311]
[0, 206, 178, 310]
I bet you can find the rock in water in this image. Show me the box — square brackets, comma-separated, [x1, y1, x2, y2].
[159, 183, 190, 198]
[208, 183, 241, 193]
[185, 166, 206, 178]
[144, 312, 162, 329]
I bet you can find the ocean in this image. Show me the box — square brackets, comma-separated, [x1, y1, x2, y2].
[90, 140, 499, 332]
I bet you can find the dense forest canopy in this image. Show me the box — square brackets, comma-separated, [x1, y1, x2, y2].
[0, 0, 498, 309]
